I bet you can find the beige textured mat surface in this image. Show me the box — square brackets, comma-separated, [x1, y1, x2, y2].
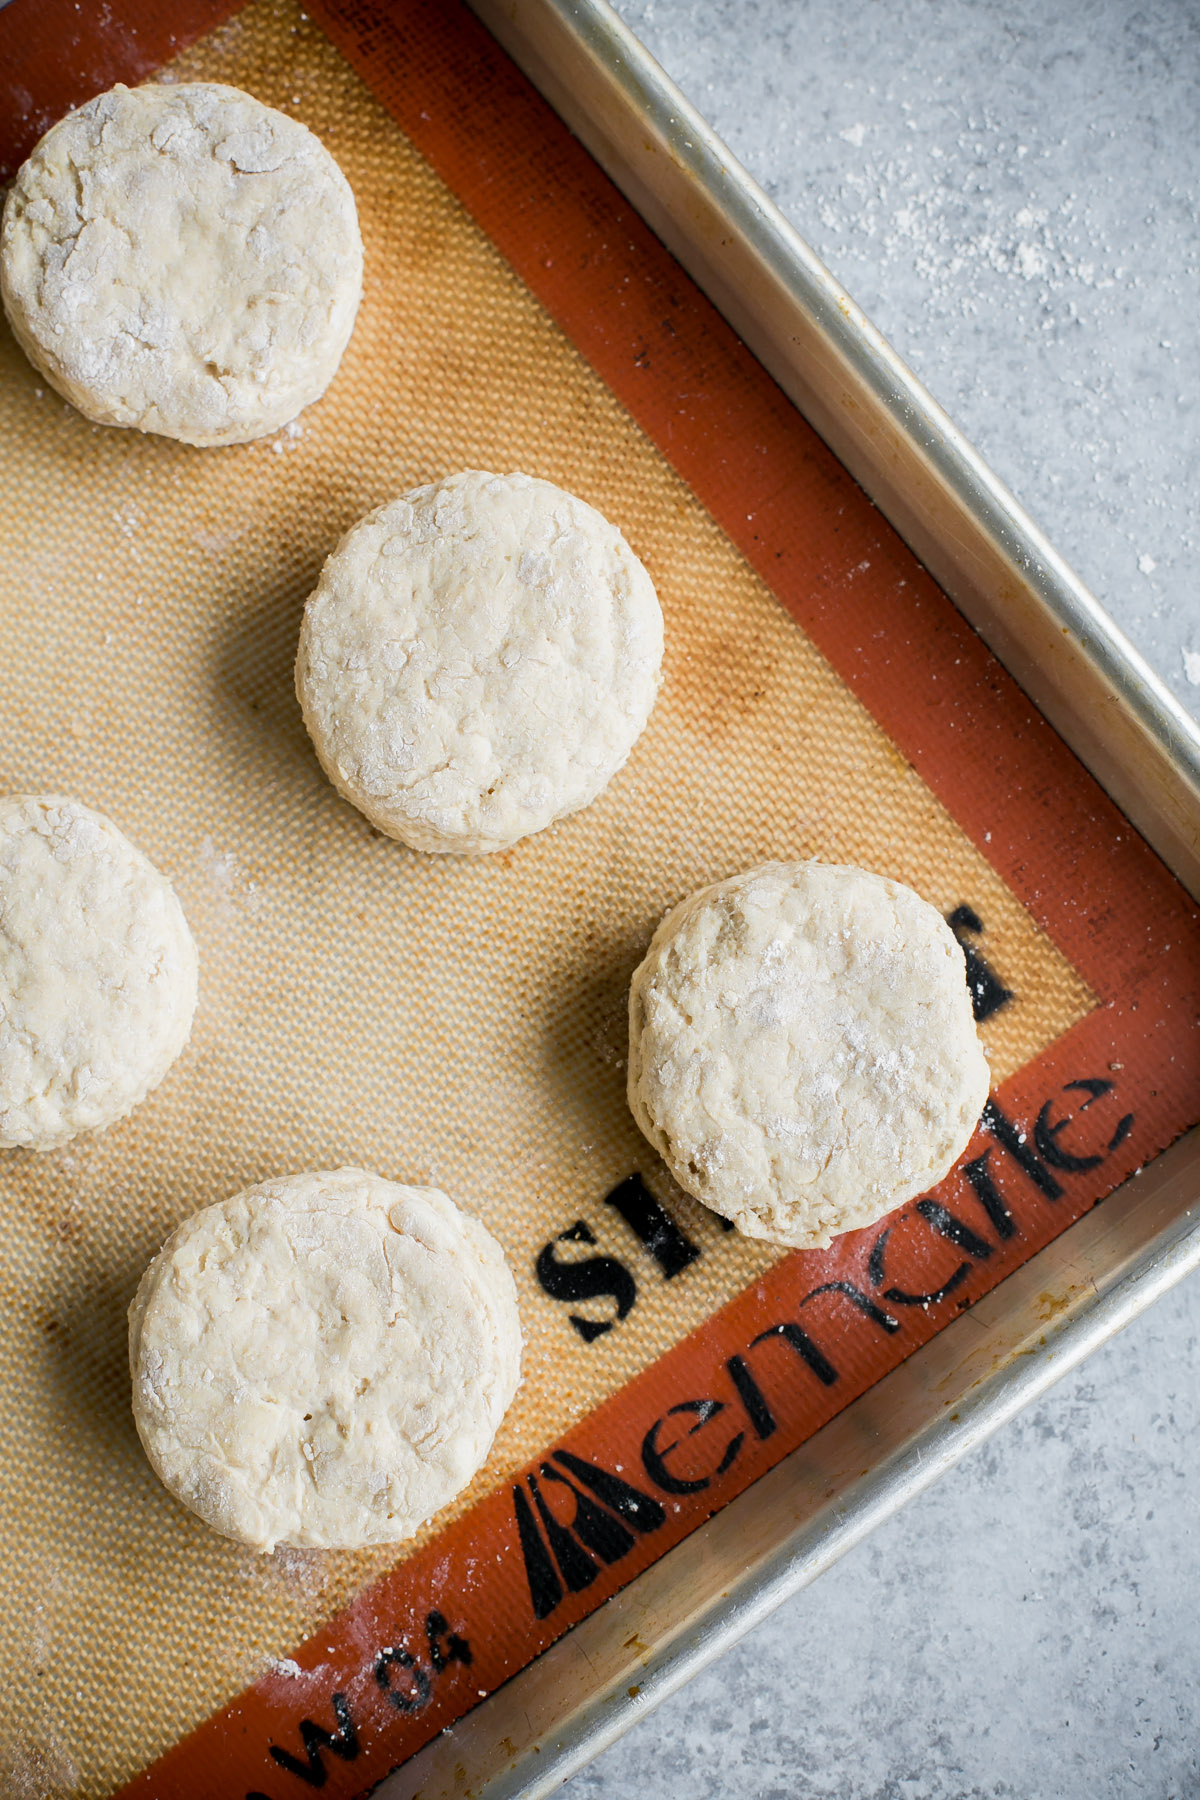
[0, 3, 1093, 1790]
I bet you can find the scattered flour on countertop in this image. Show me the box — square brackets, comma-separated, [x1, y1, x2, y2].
[617, 0, 1200, 713]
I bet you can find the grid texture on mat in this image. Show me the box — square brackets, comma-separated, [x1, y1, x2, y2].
[0, 1, 1093, 1792]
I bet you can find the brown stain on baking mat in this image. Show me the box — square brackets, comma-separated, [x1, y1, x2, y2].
[0, 0, 1196, 1793]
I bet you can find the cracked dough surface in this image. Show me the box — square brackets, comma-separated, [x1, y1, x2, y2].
[129, 1168, 523, 1553]
[1, 81, 362, 446]
[627, 861, 991, 1248]
[0, 794, 198, 1151]
[296, 470, 664, 854]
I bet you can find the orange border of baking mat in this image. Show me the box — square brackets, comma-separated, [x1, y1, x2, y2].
[3, 1, 1199, 1794]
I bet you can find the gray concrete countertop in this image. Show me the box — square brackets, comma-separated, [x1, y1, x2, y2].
[569, 3, 1200, 1796]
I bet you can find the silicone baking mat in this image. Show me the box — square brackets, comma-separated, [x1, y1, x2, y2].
[1, 1, 1198, 1793]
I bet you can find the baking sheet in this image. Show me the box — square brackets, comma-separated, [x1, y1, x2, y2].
[1, 1, 1198, 1794]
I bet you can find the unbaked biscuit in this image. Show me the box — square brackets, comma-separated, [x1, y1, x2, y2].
[1, 82, 362, 446]
[0, 794, 198, 1151]
[129, 1168, 523, 1552]
[296, 470, 664, 854]
[627, 861, 990, 1248]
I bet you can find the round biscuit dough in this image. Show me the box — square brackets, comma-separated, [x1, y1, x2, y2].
[129, 1168, 523, 1552]
[0, 794, 198, 1151]
[1, 82, 363, 447]
[627, 861, 991, 1249]
[295, 470, 664, 854]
